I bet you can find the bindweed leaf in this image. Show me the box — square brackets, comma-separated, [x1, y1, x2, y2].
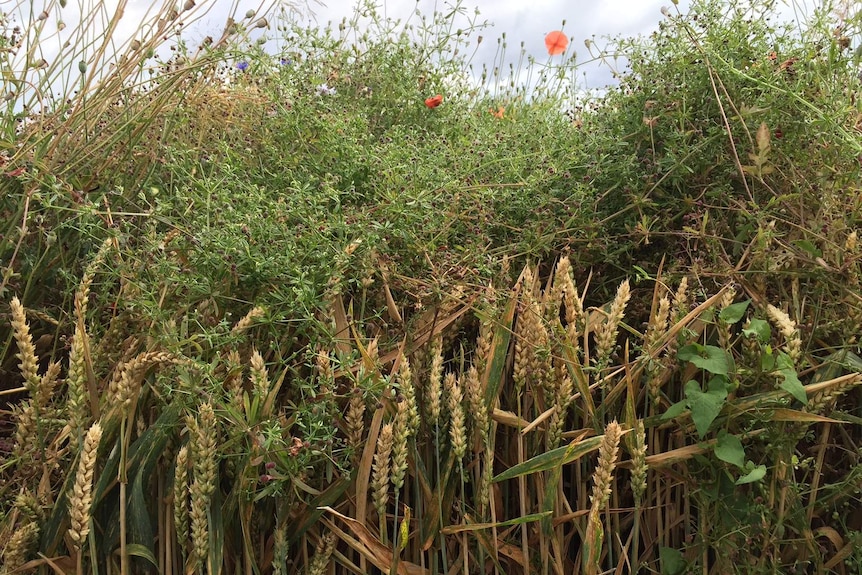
[679, 344, 733, 375]
[719, 300, 750, 324]
[743, 318, 771, 342]
[736, 463, 767, 484]
[660, 546, 687, 575]
[685, 377, 728, 438]
[714, 431, 745, 468]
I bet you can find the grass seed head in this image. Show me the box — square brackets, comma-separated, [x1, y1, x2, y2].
[346, 387, 366, 448]
[445, 372, 467, 461]
[372, 422, 394, 517]
[10, 296, 39, 392]
[397, 354, 421, 432]
[391, 400, 411, 490]
[426, 336, 444, 426]
[307, 532, 336, 575]
[591, 420, 622, 510]
[68, 422, 103, 548]
[594, 280, 631, 374]
[66, 324, 91, 449]
[173, 445, 191, 551]
[766, 304, 802, 365]
[250, 348, 270, 400]
[1, 520, 39, 570]
[630, 420, 648, 504]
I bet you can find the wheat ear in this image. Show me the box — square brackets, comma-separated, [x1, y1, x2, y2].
[68, 422, 103, 548]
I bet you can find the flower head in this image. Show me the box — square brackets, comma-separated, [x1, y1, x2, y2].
[236, 60, 249, 71]
[545, 31, 569, 55]
[424, 94, 443, 109]
[490, 106, 505, 119]
[316, 83, 337, 96]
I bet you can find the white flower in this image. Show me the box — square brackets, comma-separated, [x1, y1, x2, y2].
[316, 83, 336, 96]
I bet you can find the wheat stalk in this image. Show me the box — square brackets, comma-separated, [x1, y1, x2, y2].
[426, 336, 444, 427]
[584, 420, 622, 575]
[445, 373, 467, 461]
[173, 444, 191, 555]
[272, 526, 289, 575]
[397, 354, 420, 432]
[346, 386, 366, 449]
[250, 348, 269, 401]
[106, 351, 176, 412]
[766, 304, 802, 366]
[10, 296, 40, 392]
[391, 400, 411, 491]
[371, 422, 394, 520]
[189, 403, 218, 567]
[307, 532, 335, 575]
[594, 280, 631, 376]
[231, 305, 264, 334]
[67, 322, 91, 450]
[465, 363, 489, 445]
[68, 422, 103, 548]
[1, 521, 39, 572]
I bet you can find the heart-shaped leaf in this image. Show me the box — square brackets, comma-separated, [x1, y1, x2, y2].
[719, 300, 750, 324]
[679, 344, 733, 375]
[736, 463, 767, 485]
[685, 377, 728, 437]
[714, 431, 745, 469]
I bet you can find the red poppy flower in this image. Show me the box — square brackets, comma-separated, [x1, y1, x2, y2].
[425, 94, 443, 108]
[545, 31, 568, 55]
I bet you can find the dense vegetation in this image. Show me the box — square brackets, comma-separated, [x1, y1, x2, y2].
[1, 0, 861, 573]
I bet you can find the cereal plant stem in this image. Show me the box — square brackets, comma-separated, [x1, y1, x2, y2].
[389, 492, 401, 575]
[435, 422, 448, 574]
[517, 403, 530, 573]
[119, 417, 128, 575]
[459, 463, 468, 575]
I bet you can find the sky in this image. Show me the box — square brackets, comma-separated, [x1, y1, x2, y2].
[17, 0, 697, 90]
[10, 0, 825, 103]
[286, 0, 695, 89]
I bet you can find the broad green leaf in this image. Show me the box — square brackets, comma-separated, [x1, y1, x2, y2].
[761, 350, 776, 371]
[719, 300, 750, 324]
[736, 464, 767, 484]
[776, 353, 807, 404]
[661, 400, 687, 421]
[660, 546, 687, 575]
[685, 377, 728, 438]
[793, 239, 822, 258]
[714, 431, 745, 468]
[678, 344, 733, 375]
[778, 370, 806, 404]
[492, 435, 604, 483]
[743, 318, 771, 342]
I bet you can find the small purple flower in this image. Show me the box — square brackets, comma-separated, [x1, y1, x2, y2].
[265, 461, 276, 470]
[236, 61, 249, 71]
[279, 58, 293, 66]
[260, 474, 273, 484]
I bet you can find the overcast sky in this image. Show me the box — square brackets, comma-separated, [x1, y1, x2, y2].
[272, 0, 821, 89]
[286, 0, 695, 89]
[16, 0, 824, 100]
